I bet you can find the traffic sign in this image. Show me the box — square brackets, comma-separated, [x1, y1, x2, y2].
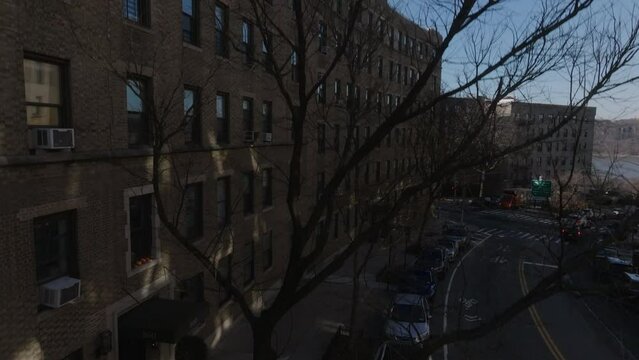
[531, 179, 552, 197]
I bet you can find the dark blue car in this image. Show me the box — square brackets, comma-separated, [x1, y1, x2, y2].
[397, 270, 437, 299]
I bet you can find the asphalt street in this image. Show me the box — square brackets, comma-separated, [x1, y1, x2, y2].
[428, 204, 638, 360]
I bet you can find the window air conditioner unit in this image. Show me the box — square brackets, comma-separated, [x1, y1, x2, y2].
[263, 132, 273, 143]
[31, 128, 75, 149]
[39, 276, 81, 308]
[244, 131, 258, 143]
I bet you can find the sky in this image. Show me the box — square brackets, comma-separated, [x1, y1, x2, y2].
[398, 0, 639, 120]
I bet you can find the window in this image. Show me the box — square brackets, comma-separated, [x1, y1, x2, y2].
[394, 159, 399, 177]
[377, 56, 383, 78]
[218, 254, 232, 304]
[182, 0, 198, 44]
[34, 211, 77, 284]
[318, 123, 326, 153]
[388, 60, 394, 81]
[397, 63, 401, 83]
[215, 3, 229, 57]
[216, 92, 229, 143]
[386, 160, 391, 179]
[317, 73, 326, 103]
[334, 213, 339, 238]
[127, 77, 151, 147]
[244, 240, 255, 285]
[389, 26, 395, 48]
[183, 87, 200, 144]
[319, 21, 327, 52]
[23, 57, 68, 127]
[376, 161, 381, 183]
[123, 0, 149, 25]
[129, 194, 154, 268]
[364, 163, 370, 184]
[317, 172, 325, 200]
[334, 124, 341, 151]
[262, 31, 273, 72]
[398, 32, 403, 51]
[217, 177, 231, 226]
[344, 208, 350, 233]
[262, 168, 273, 207]
[353, 125, 359, 147]
[183, 183, 203, 240]
[241, 19, 254, 64]
[243, 172, 255, 215]
[261, 101, 273, 138]
[262, 231, 273, 270]
[334, 79, 341, 100]
[242, 97, 254, 131]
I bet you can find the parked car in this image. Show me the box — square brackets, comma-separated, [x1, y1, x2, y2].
[607, 272, 639, 298]
[560, 226, 583, 242]
[414, 248, 446, 278]
[384, 293, 431, 345]
[397, 270, 437, 299]
[437, 239, 458, 262]
[444, 225, 470, 250]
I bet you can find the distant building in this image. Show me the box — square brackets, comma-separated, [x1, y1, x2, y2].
[496, 99, 596, 187]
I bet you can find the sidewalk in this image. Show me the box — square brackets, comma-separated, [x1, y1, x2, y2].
[207, 221, 440, 359]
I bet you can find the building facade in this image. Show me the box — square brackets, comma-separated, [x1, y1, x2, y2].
[0, 0, 440, 359]
[496, 99, 596, 188]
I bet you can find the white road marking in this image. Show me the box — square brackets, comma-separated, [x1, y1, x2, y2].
[443, 234, 491, 360]
[522, 261, 558, 269]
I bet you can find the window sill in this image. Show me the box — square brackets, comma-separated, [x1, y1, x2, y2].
[128, 259, 159, 277]
[124, 20, 153, 34]
[262, 205, 274, 213]
[183, 42, 202, 52]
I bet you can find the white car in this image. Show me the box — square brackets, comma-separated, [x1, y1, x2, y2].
[384, 293, 431, 345]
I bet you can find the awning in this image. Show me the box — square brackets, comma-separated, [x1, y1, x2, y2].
[118, 298, 209, 343]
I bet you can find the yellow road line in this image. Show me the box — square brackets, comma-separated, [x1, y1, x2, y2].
[518, 260, 566, 360]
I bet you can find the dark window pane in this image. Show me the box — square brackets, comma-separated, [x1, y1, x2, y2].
[127, 78, 150, 146]
[262, 231, 273, 270]
[217, 177, 230, 226]
[129, 194, 153, 267]
[243, 172, 254, 215]
[262, 169, 273, 207]
[244, 240, 254, 285]
[34, 211, 75, 284]
[216, 93, 229, 143]
[215, 4, 228, 56]
[183, 183, 203, 240]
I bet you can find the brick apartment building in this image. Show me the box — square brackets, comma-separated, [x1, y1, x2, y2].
[496, 98, 596, 188]
[0, 0, 440, 359]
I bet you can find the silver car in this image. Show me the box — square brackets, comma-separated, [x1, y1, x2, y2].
[384, 293, 431, 345]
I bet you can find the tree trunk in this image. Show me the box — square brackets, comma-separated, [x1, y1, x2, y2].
[252, 320, 278, 360]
